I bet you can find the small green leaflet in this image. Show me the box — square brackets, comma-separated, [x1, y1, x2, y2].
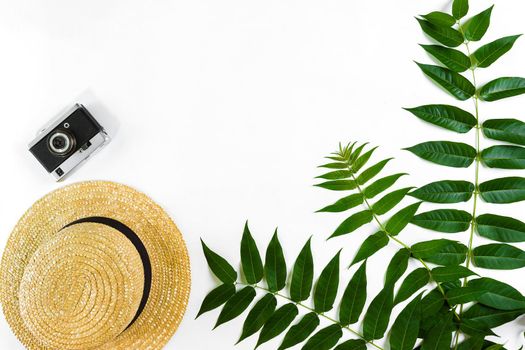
[473, 35, 522, 68]
[420, 45, 471, 72]
[421, 288, 445, 315]
[278, 312, 319, 350]
[237, 293, 277, 343]
[462, 6, 493, 41]
[422, 12, 456, 27]
[316, 170, 353, 180]
[385, 202, 422, 236]
[241, 222, 264, 284]
[404, 104, 476, 133]
[479, 77, 525, 101]
[351, 232, 388, 266]
[431, 265, 476, 282]
[339, 261, 367, 325]
[290, 238, 314, 302]
[265, 231, 287, 292]
[317, 193, 364, 213]
[389, 294, 422, 350]
[201, 239, 237, 284]
[481, 145, 525, 169]
[423, 241, 468, 266]
[421, 312, 455, 350]
[404, 141, 476, 168]
[363, 286, 394, 340]
[411, 239, 458, 259]
[214, 286, 256, 329]
[330, 210, 373, 239]
[452, 0, 469, 19]
[301, 324, 343, 350]
[473, 243, 525, 270]
[364, 173, 407, 199]
[255, 303, 298, 348]
[314, 251, 340, 313]
[479, 176, 525, 203]
[416, 19, 464, 48]
[385, 248, 411, 286]
[353, 147, 378, 173]
[463, 303, 525, 328]
[468, 277, 525, 310]
[334, 339, 367, 350]
[315, 179, 357, 191]
[409, 180, 474, 203]
[357, 158, 393, 185]
[394, 268, 430, 305]
[372, 187, 414, 215]
[446, 286, 486, 305]
[415, 63, 475, 100]
[482, 118, 525, 146]
[196, 284, 236, 318]
[476, 213, 525, 242]
[411, 208, 472, 233]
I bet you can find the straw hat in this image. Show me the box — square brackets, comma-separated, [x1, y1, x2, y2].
[0, 181, 191, 350]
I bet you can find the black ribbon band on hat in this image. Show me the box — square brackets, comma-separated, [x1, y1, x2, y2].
[64, 217, 152, 330]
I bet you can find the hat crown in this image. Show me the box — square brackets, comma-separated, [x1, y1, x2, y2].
[18, 223, 144, 350]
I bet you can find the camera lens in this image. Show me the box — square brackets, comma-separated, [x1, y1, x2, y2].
[48, 131, 75, 156]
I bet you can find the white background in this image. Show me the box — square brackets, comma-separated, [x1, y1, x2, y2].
[1, 0, 524, 349]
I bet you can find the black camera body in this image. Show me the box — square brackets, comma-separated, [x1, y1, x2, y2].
[29, 104, 109, 180]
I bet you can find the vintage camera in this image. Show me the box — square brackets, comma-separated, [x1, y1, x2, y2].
[29, 104, 109, 181]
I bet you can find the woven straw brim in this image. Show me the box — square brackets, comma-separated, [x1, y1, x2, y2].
[0, 181, 191, 350]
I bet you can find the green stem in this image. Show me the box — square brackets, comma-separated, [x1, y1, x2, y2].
[236, 283, 385, 350]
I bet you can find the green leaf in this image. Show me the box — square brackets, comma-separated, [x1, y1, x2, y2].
[278, 313, 320, 350]
[350, 143, 368, 163]
[476, 213, 525, 242]
[363, 286, 394, 340]
[468, 277, 525, 310]
[196, 284, 236, 318]
[357, 158, 393, 185]
[314, 251, 341, 313]
[317, 193, 364, 213]
[423, 241, 468, 266]
[290, 238, 314, 302]
[422, 12, 456, 27]
[214, 286, 256, 329]
[482, 118, 525, 146]
[473, 243, 525, 270]
[353, 147, 378, 173]
[421, 312, 455, 350]
[479, 177, 525, 203]
[351, 232, 389, 266]
[462, 6, 493, 41]
[265, 230, 287, 292]
[404, 104, 476, 133]
[459, 318, 495, 337]
[410, 180, 475, 203]
[446, 286, 486, 305]
[394, 268, 430, 305]
[302, 325, 343, 350]
[415, 62, 475, 100]
[241, 222, 264, 284]
[405, 141, 476, 168]
[256, 303, 298, 348]
[385, 248, 411, 286]
[334, 339, 367, 350]
[479, 77, 525, 101]
[420, 45, 471, 72]
[237, 294, 277, 343]
[431, 265, 476, 282]
[452, 0, 469, 19]
[201, 239, 237, 284]
[412, 239, 459, 258]
[316, 170, 353, 180]
[385, 202, 422, 236]
[364, 173, 407, 199]
[319, 162, 348, 169]
[389, 294, 422, 350]
[421, 288, 445, 315]
[315, 180, 357, 191]
[411, 209, 472, 233]
[473, 35, 522, 68]
[340, 261, 367, 325]
[463, 304, 525, 328]
[372, 187, 414, 215]
[330, 210, 374, 239]
[457, 336, 485, 350]
[416, 19, 464, 47]
[481, 145, 525, 169]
